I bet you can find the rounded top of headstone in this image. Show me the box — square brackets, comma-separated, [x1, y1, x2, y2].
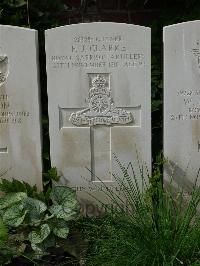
[164, 20, 200, 30]
[0, 24, 37, 32]
[45, 22, 151, 33]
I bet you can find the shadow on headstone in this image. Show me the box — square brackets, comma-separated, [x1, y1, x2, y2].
[164, 160, 199, 194]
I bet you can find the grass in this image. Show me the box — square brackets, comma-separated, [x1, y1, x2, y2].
[79, 156, 200, 266]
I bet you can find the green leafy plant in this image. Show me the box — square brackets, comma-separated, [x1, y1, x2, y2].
[0, 218, 8, 247]
[43, 167, 60, 188]
[0, 166, 60, 203]
[0, 178, 38, 195]
[0, 218, 14, 265]
[79, 158, 200, 266]
[0, 181, 80, 262]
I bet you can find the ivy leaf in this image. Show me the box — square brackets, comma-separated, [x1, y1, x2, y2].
[53, 219, 69, 238]
[23, 197, 47, 222]
[49, 205, 77, 221]
[31, 235, 55, 258]
[50, 186, 79, 209]
[43, 167, 60, 182]
[3, 203, 27, 227]
[0, 192, 27, 210]
[49, 186, 79, 221]
[28, 224, 51, 244]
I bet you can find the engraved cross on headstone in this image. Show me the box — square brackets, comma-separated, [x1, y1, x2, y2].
[59, 74, 141, 182]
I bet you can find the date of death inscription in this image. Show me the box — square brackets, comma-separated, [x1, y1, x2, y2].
[169, 89, 200, 121]
[50, 34, 145, 69]
[0, 94, 30, 124]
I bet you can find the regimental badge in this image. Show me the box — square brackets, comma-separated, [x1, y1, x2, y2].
[69, 74, 133, 126]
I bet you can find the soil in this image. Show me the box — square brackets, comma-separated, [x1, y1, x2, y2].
[7, 251, 80, 266]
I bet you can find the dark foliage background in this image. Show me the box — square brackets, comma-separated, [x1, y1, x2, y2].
[1, 0, 200, 169]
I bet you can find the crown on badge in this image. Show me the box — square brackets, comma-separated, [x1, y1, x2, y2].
[92, 74, 106, 88]
[89, 75, 110, 98]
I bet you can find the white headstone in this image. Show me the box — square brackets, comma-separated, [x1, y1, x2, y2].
[45, 23, 151, 212]
[164, 21, 200, 191]
[0, 25, 42, 189]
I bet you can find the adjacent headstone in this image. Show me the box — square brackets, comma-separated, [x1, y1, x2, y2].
[164, 21, 200, 191]
[0, 25, 42, 189]
[45, 23, 151, 213]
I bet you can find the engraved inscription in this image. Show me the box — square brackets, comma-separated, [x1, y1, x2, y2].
[169, 89, 200, 121]
[0, 93, 30, 124]
[69, 74, 133, 126]
[0, 54, 9, 87]
[51, 34, 145, 69]
[169, 41, 200, 122]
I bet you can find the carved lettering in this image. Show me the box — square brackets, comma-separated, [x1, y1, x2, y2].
[51, 34, 145, 69]
[170, 87, 200, 121]
[0, 94, 30, 125]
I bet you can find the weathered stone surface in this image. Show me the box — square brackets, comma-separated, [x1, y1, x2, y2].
[0, 25, 42, 189]
[164, 21, 200, 191]
[45, 23, 151, 211]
